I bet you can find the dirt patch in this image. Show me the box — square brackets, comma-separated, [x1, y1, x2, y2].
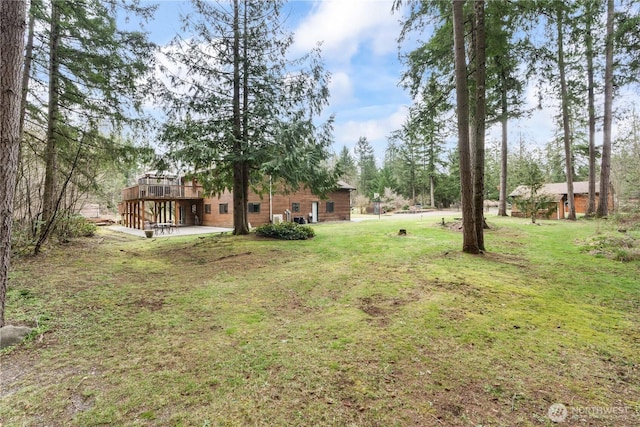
[431, 279, 484, 298]
[150, 235, 285, 272]
[440, 308, 466, 321]
[278, 290, 318, 314]
[359, 302, 385, 318]
[67, 393, 95, 416]
[482, 251, 528, 268]
[129, 296, 165, 311]
[0, 352, 36, 399]
[357, 295, 413, 326]
[213, 251, 253, 262]
[444, 220, 463, 232]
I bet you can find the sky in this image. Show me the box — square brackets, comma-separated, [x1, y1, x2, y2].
[142, 0, 571, 165]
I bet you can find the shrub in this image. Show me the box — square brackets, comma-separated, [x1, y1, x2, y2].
[580, 233, 640, 262]
[614, 248, 632, 262]
[10, 220, 38, 255]
[255, 221, 315, 240]
[56, 214, 97, 242]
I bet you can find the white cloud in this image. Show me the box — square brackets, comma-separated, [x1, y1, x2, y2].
[328, 71, 354, 105]
[334, 104, 409, 163]
[292, 0, 400, 64]
[487, 80, 558, 148]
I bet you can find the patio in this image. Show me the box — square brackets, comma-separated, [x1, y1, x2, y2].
[109, 224, 233, 238]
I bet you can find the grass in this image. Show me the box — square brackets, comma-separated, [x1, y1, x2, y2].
[1, 215, 639, 426]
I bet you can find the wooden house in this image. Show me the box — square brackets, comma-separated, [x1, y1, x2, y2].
[119, 173, 355, 229]
[509, 181, 614, 219]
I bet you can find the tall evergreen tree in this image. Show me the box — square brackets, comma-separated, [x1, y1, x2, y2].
[435, 149, 461, 208]
[555, 2, 577, 220]
[161, 0, 334, 235]
[483, 1, 527, 216]
[391, 91, 447, 207]
[613, 0, 640, 85]
[383, 140, 405, 197]
[395, 0, 525, 251]
[523, 1, 583, 220]
[391, 126, 420, 203]
[453, 0, 479, 253]
[334, 145, 358, 186]
[354, 136, 378, 198]
[582, 0, 602, 216]
[21, 0, 156, 252]
[1, 0, 27, 327]
[597, 0, 614, 217]
[472, 0, 488, 249]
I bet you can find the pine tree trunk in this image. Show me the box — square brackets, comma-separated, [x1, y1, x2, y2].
[0, 0, 27, 327]
[585, 1, 597, 216]
[597, 0, 614, 217]
[41, 0, 61, 240]
[453, 0, 479, 254]
[497, 73, 508, 216]
[430, 174, 435, 208]
[233, 160, 248, 235]
[556, 6, 576, 220]
[238, 0, 250, 235]
[16, 1, 36, 192]
[473, 0, 486, 250]
[231, 0, 248, 235]
[412, 177, 416, 205]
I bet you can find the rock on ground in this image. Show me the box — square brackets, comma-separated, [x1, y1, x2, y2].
[0, 325, 33, 349]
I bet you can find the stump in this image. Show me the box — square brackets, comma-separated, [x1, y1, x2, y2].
[398, 229, 407, 236]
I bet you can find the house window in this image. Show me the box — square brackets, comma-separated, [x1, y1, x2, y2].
[292, 203, 300, 213]
[204, 204, 211, 214]
[326, 201, 335, 213]
[219, 203, 228, 214]
[248, 202, 261, 213]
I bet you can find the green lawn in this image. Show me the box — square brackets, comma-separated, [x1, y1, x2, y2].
[1, 215, 639, 426]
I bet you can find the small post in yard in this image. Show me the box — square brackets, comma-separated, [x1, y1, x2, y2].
[374, 193, 381, 220]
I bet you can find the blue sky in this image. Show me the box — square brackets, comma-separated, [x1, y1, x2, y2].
[284, 0, 412, 161]
[142, 0, 568, 165]
[143, 0, 412, 163]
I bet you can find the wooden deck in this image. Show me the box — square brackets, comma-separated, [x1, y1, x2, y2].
[121, 184, 204, 201]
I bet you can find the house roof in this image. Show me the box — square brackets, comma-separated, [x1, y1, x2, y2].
[509, 181, 597, 199]
[139, 170, 177, 179]
[337, 180, 356, 191]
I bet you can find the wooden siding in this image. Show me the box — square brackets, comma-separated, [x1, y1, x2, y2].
[511, 193, 614, 219]
[199, 187, 351, 227]
[200, 192, 234, 227]
[120, 179, 352, 229]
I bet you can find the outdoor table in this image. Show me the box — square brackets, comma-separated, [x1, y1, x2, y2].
[154, 222, 174, 235]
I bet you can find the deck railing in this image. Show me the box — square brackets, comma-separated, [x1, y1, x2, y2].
[121, 184, 204, 201]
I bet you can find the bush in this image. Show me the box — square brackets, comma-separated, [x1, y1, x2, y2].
[56, 214, 97, 242]
[255, 221, 315, 240]
[10, 220, 38, 255]
[580, 233, 640, 262]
